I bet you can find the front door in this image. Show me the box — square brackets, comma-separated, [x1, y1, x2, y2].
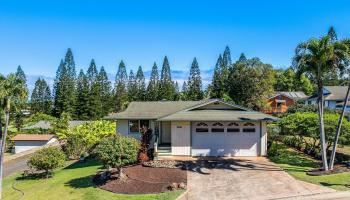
[161, 122, 171, 144]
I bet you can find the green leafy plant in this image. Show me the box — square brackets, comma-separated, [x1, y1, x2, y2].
[27, 147, 66, 178]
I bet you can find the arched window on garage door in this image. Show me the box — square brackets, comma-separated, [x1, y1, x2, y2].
[242, 122, 256, 133]
[227, 122, 240, 133]
[195, 122, 209, 133]
[211, 122, 224, 133]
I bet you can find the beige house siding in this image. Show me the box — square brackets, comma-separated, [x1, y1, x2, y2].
[260, 121, 268, 156]
[117, 120, 129, 136]
[171, 121, 191, 155]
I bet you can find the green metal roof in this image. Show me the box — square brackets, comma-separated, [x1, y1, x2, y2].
[105, 100, 211, 120]
[158, 110, 279, 122]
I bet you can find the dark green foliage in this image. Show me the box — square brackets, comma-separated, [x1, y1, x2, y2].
[274, 68, 314, 95]
[87, 60, 102, 119]
[210, 54, 225, 98]
[159, 56, 175, 100]
[75, 70, 90, 119]
[27, 147, 66, 177]
[285, 103, 337, 115]
[146, 62, 160, 101]
[114, 60, 128, 111]
[222, 46, 231, 69]
[98, 67, 113, 117]
[15, 65, 27, 87]
[53, 49, 77, 118]
[127, 70, 138, 102]
[31, 78, 52, 114]
[173, 81, 180, 100]
[186, 57, 203, 100]
[136, 66, 146, 101]
[238, 53, 247, 62]
[227, 57, 275, 110]
[96, 135, 140, 168]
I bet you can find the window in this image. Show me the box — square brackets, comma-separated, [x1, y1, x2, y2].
[129, 120, 149, 133]
[227, 122, 240, 132]
[211, 122, 224, 132]
[129, 120, 139, 133]
[242, 122, 255, 133]
[195, 122, 209, 133]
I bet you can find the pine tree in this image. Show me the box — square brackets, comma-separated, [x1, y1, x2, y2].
[87, 60, 102, 119]
[159, 56, 175, 100]
[238, 53, 247, 62]
[187, 57, 203, 100]
[15, 65, 27, 87]
[31, 78, 52, 114]
[180, 81, 188, 100]
[98, 66, 113, 116]
[75, 70, 90, 119]
[222, 46, 232, 67]
[114, 60, 128, 111]
[53, 49, 77, 117]
[173, 81, 180, 100]
[146, 62, 160, 101]
[210, 55, 224, 98]
[136, 66, 146, 101]
[127, 70, 138, 102]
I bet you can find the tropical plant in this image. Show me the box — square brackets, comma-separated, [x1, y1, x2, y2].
[293, 27, 349, 171]
[27, 147, 66, 178]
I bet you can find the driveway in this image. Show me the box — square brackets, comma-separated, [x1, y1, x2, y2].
[3, 155, 30, 177]
[185, 158, 335, 200]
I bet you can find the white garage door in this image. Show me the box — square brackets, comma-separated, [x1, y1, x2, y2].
[191, 122, 260, 156]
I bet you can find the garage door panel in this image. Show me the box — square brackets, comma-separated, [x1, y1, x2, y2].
[191, 122, 259, 157]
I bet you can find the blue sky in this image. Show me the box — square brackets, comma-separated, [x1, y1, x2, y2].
[1, 0, 350, 83]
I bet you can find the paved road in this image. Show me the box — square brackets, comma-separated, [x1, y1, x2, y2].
[3, 155, 30, 177]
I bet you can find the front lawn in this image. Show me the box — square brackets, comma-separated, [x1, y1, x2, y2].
[3, 159, 183, 200]
[269, 143, 350, 191]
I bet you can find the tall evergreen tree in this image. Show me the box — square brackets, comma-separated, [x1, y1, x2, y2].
[53, 49, 77, 117]
[210, 55, 225, 98]
[114, 60, 128, 111]
[87, 60, 102, 119]
[146, 62, 160, 101]
[75, 70, 90, 119]
[187, 57, 203, 100]
[30, 78, 52, 114]
[173, 81, 180, 100]
[98, 66, 113, 117]
[222, 46, 232, 67]
[159, 56, 175, 100]
[181, 81, 188, 100]
[238, 53, 247, 62]
[136, 66, 146, 101]
[15, 66, 27, 87]
[127, 70, 138, 102]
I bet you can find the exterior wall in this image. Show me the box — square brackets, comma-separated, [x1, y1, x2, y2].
[171, 121, 191, 155]
[14, 138, 57, 154]
[260, 122, 267, 156]
[264, 95, 295, 114]
[117, 120, 129, 136]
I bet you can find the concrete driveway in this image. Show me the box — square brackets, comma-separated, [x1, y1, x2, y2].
[185, 158, 335, 200]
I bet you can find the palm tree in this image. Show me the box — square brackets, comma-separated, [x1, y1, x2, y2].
[293, 28, 348, 171]
[0, 73, 28, 199]
[329, 38, 350, 170]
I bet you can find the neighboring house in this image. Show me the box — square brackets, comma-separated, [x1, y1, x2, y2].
[305, 86, 350, 111]
[11, 134, 58, 154]
[107, 99, 278, 157]
[264, 91, 308, 114]
[23, 120, 90, 131]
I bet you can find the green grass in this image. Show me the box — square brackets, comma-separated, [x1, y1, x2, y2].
[3, 159, 183, 200]
[269, 143, 350, 191]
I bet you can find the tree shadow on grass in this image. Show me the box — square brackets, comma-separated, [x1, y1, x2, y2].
[320, 182, 350, 188]
[65, 175, 96, 189]
[63, 158, 103, 170]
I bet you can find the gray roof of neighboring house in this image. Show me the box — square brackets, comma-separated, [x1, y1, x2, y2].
[269, 91, 308, 100]
[307, 86, 348, 101]
[23, 120, 90, 130]
[106, 99, 279, 122]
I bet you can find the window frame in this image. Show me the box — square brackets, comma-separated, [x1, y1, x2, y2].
[128, 119, 150, 134]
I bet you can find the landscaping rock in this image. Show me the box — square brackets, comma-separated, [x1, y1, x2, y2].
[168, 182, 178, 191]
[179, 182, 187, 190]
[142, 160, 183, 168]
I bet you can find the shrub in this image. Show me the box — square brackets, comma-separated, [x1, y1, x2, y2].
[27, 147, 66, 178]
[62, 120, 115, 159]
[96, 135, 140, 169]
[138, 128, 153, 162]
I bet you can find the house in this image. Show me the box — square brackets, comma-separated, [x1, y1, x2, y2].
[305, 86, 350, 111]
[107, 99, 278, 157]
[23, 120, 90, 131]
[11, 134, 58, 154]
[264, 91, 308, 114]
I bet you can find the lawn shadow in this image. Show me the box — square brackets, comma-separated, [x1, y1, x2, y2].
[16, 172, 51, 180]
[320, 181, 350, 188]
[63, 158, 102, 170]
[65, 175, 96, 189]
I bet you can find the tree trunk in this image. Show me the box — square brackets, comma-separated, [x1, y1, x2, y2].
[317, 76, 329, 171]
[329, 83, 350, 170]
[0, 98, 10, 199]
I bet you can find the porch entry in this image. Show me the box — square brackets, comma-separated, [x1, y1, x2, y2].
[160, 121, 171, 144]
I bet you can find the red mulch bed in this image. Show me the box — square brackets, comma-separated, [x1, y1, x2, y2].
[96, 165, 187, 194]
[307, 164, 350, 176]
